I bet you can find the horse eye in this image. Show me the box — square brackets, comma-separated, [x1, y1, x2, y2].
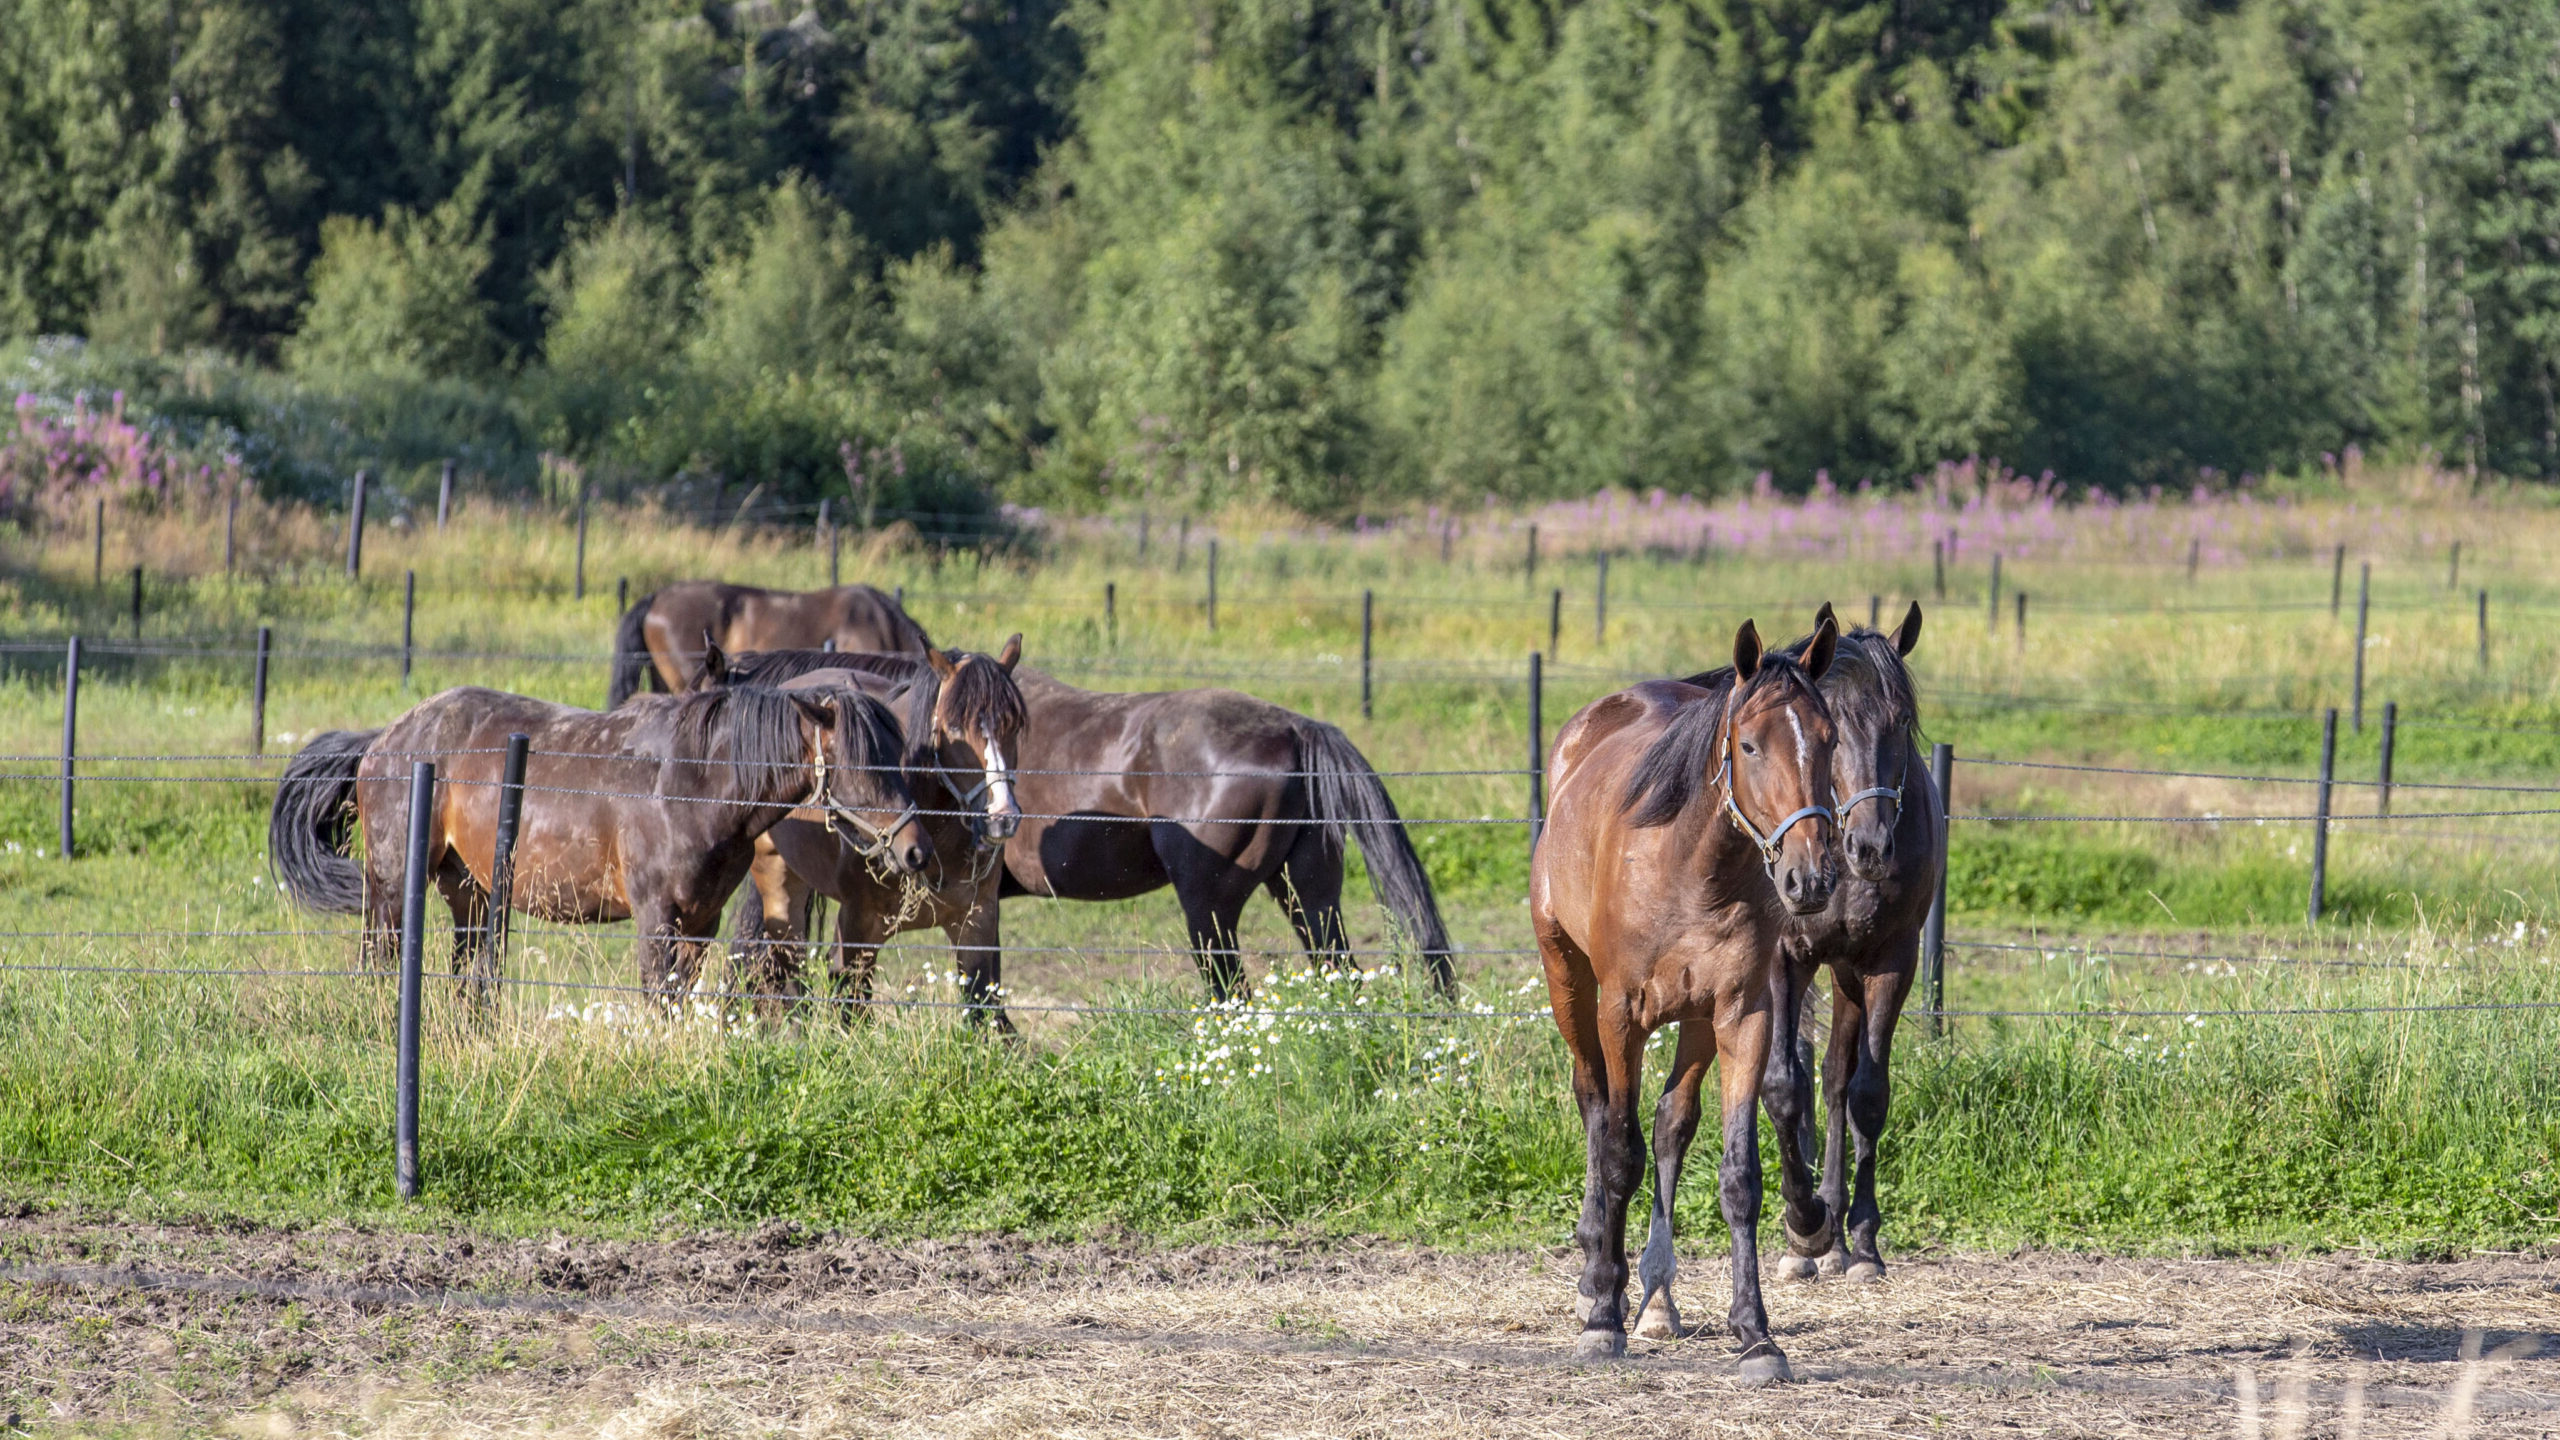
[1739, 741, 1758, 756]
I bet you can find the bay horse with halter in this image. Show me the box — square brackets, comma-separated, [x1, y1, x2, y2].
[268, 685, 932, 1003]
[1635, 602, 1936, 1340]
[1530, 615, 1840, 1378]
[700, 640, 1030, 1028]
[609, 582, 931, 707]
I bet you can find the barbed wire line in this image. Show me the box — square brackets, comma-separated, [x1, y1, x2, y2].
[1959, 806, 2560, 824]
[1945, 939, 2411, 972]
[1969, 756, 2560, 798]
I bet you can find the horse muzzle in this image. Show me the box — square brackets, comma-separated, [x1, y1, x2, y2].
[893, 822, 936, 875]
[1843, 824, 1896, 883]
[1778, 852, 1838, 915]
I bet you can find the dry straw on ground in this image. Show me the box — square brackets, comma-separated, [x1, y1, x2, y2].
[6, 1210, 2560, 1436]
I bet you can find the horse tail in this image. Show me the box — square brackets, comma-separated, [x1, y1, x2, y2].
[1295, 721, 1456, 993]
[268, 728, 378, 914]
[608, 590, 660, 708]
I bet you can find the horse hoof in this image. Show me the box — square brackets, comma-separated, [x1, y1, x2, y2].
[1736, 1347, 1795, 1387]
[1815, 1250, 1849, 1276]
[1845, 1259, 1886, 1283]
[1634, 1294, 1685, 1341]
[1775, 1254, 1820, 1283]
[1575, 1328, 1628, 1362]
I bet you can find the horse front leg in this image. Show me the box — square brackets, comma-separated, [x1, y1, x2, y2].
[1842, 962, 1915, 1281]
[947, 881, 1013, 1035]
[1572, 1005, 1648, 1361]
[1760, 955, 1833, 1281]
[1714, 1000, 1793, 1386]
[1634, 1019, 1716, 1341]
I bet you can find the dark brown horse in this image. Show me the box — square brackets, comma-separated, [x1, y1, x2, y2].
[1530, 616, 1839, 1377]
[609, 582, 932, 707]
[1000, 667, 1451, 997]
[708, 642, 1032, 1027]
[1636, 602, 1936, 1339]
[269, 685, 931, 1002]
[703, 654, 1452, 1004]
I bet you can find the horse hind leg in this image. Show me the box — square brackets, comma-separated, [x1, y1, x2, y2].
[1635, 1019, 1717, 1341]
[434, 852, 495, 1016]
[1759, 957, 1834, 1282]
[1265, 831, 1351, 975]
[1842, 965, 1915, 1282]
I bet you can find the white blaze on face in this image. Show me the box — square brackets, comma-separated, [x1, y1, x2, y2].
[1786, 709, 1810, 780]
[981, 729, 1020, 831]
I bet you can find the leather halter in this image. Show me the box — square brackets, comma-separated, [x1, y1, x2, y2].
[806, 725, 918, 867]
[1714, 690, 1834, 876]
[1838, 723, 1912, 827]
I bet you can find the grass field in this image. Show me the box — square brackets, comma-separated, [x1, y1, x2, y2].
[6, 471, 2560, 1261]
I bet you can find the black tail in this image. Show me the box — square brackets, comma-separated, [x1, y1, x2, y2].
[1297, 721, 1456, 993]
[268, 729, 378, 914]
[607, 591, 661, 709]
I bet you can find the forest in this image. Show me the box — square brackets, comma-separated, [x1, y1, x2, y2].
[4, 0, 2557, 516]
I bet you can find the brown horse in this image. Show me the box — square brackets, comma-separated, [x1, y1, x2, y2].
[1633, 603, 1936, 1341]
[1530, 616, 1839, 1377]
[710, 641, 1032, 1027]
[702, 653, 1450, 1006]
[269, 685, 932, 1003]
[609, 582, 932, 707]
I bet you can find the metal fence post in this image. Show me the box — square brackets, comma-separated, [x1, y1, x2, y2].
[2350, 562, 2369, 731]
[346, 471, 367, 579]
[617, 577, 629, 616]
[58, 638, 79, 861]
[396, 760, 433, 1200]
[1106, 581, 1118, 648]
[1933, 538, 1944, 599]
[1868, 595, 1880, 629]
[2015, 591, 2027, 647]
[573, 488, 589, 600]
[1176, 517, 1188, 571]
[2447, 540, 2459, 590]
[401, 570, 417, 689]
[1526, 524, 1539, 591]
[1206, 538, 1218, 632]
[2478, 589, 2489, 668]
[437, 459, 454, 530]
[1360, 588, 1374, 721]
[2188, 537, 2200, 583]
[2308, 709, 2337, 923]
[1594, 553, 1609, 648]
[129, 565, 142, 637]
[2377, 700, 2397, 816]
[1921, 743, 1952, 1036]
[92, 497, 104, 585]
[1987, 553, 2001, 630]
[251, 625, 271, 754]
[224, 486, 239, 573]
[2329, 543, 2344, 616]
[490, 735, 529, 967]
[1528, 652, 1545, 857]
[1548, 587, 1562, 657]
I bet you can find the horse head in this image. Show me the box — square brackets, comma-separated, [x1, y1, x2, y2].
[1798, 601, 1922, 884]
[1724, 616, 1841, 915]
[924, 633, 1028, 843]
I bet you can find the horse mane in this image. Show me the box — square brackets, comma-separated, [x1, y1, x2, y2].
[1620, 653, 1823, 829]
[722, 646, 1027, 755]
[666, 684, 903, 788]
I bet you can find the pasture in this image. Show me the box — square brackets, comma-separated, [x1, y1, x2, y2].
[9, 471, 2560, 1430]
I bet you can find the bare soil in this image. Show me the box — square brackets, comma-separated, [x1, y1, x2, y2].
[6, 1205, 2560, 1437]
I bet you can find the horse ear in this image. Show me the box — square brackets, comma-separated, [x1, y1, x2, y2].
[693, 629, 726, 690]
[996, 633, 1022, 672]
[1893, 601, 1923, 656]
[1814, 600, 1837, 632]
[926, 647, 958, 681]
[789, 693, 838, 732]
[1733, 619, 1764, 682]
[1804, 614, 1840, 681]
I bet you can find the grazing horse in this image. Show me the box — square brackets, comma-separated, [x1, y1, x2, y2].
[706, 641, 1031, 1028]
[268, 685, 932, 1003]
[1530, 616, 1840, 1377]
[1000, 667, 1452, 997]
[1632, 603, 1936, 1341]
[609, 582, 931, 707]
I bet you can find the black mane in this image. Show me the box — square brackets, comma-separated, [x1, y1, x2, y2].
[668, 683, 903, 790]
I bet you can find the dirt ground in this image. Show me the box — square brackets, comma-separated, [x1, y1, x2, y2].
[5, 1206, 2560, 1438]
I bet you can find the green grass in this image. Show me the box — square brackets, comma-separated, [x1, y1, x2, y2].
[6, 490, 2560, 1254]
